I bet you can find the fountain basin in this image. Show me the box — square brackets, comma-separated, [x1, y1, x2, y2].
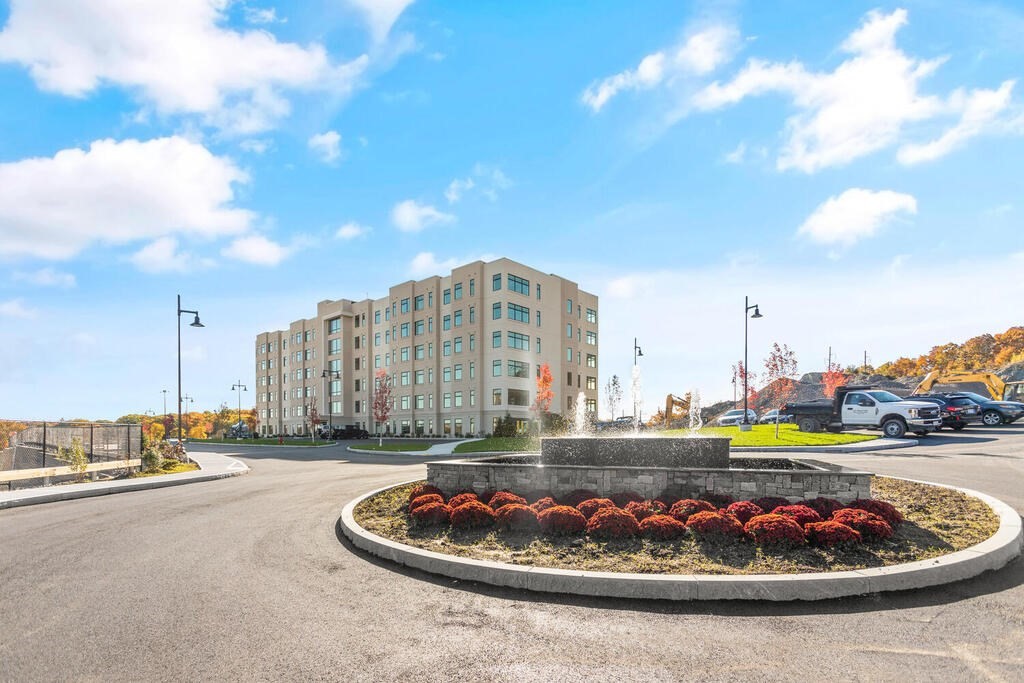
[541, 436, 729, 468]
[427, 454, 872, 503]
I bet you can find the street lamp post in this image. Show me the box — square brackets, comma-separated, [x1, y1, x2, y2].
[632, 338, 643, 425]
[321, 369, 340, 436]
[232, 381, 247, 438]
[177, 295, 204, 445]
[743, 296, 763, 431]
[182, 394, 194, 438]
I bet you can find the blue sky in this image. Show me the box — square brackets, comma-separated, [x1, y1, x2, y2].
[1, 0, 1022, 420]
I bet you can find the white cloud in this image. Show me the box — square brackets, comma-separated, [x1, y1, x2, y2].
[129, 237, 214, 274]
[582, 25, 738, 112]
[0, 136, 254, 260]
[308, 130, 342, 163]
[0, 0, 369, 134]
[409, 251, 459, 277]
[693, 9, 1017, 172]
[445, 177, 474, 204]
[390, 200, 455, 232]
[0, 299, 36, 318]
[244, 6, 282, 25]
[724, 142, 746, 164]
[221, 234, 290, 266]
[797, 188, 917, 247]
[239, 138, 272, 154]
[335, 222, 371, 240]
[898, 80, 1015, 164]
[346, 0, 415, 43]
[11, 267, 76, 288]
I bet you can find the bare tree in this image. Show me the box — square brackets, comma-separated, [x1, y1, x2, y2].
[604, 374, 623, 419]
[372, 369, 394, 447]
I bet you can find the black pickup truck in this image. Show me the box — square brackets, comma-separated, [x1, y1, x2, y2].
[783, 385, 943, 438]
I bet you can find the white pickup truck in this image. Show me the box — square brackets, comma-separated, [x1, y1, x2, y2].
[783, 386, 943, 438]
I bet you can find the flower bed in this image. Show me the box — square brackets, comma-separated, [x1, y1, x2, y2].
[352, 477, 1000, 575]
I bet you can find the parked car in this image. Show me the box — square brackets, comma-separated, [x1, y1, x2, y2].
[757, 409, 793, 425]
[783, 385, 942, 438]
[717, 409, 758, 426]
[905, 395, 982, 430]
[319, 425, 370, 439]
[933, 391, 1024, 426]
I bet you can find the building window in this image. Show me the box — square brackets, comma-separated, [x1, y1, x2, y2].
[428, 317, 433, 332]
[492, 273, 502, 291]
[400, 322, 410, 338]
[507, 274, 529, 295]
[454, 364, 463, 380]
[329, 318, 341, 334]
[454, 391, 463, 408]
[443, 315, 451, 331]
[399, 298, 409, 314]
[375, 311, 381, 324]
[401, 396, 410, 410]
[469, 334, 475, 351]
[492, 331, 501, 348]
[443, 288, 451, 305]
[355, 400, 361, 413]
[469, 306, 475, 323]
[586, 353, 597, 368]
[454, 283, 463, 300]
[328, 359, 342, 373]
[566, 298, 573, 314]
[508, 389, 529, 406]
[443, 341, 451, 356]
[454, 310, 462, 327]
[400, 371, 410, 386]
[492, 359, 502, 377]
[443, 393, 452, 409]
[385, 307, 390, 321]
[567, 371, 572, 386]
[305, 330, 314, 342]
[428, 291, 433, 307]
[443, 367, 452, 383]
[414, 320, 424, 335]
[566, 323, 572, 338]
[586, 331, 597, 345]
[454, 337, 463, 353]
[469, 390, 475, 407]
[415, 344, 425, 360]
[586, 308, 597, 324]
[469, 362, 475, 379]
[329, 338, 341, 355]
[535, 310, 541, 327]
[567, 347, 573, 362]
[400, 347, 410, 362]
[416, 395, 425, 409]
[508, 359, 529, 378]
[375, 355, 381, 369]
[536, 338, 541, 354]
[492, 389, 502, 406]
[508, 302, 529, 323]
[415, 370, 425, 384]
[586, 376, 597, 390]
[508, 331, 529, 350]
[375, 332, 381, 346]
[492, 302, 501, 320]
[414, 295, 424, 311]
[469, 278, 475, 296]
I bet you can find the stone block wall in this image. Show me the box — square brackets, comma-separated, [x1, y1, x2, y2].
[427, 458, 872, 503]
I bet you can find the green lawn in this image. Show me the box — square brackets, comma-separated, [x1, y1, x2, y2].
[663, 423, 877, 447]
[355, 441, 432, 452]
[453, 437, 539, 453]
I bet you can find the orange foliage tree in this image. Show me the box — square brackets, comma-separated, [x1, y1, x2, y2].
[822, 361, 848, 398]
[532, 362, 554, 431]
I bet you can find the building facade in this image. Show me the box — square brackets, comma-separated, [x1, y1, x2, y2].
[253, 258, 599, 437]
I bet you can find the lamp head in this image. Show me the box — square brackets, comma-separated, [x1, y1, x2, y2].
[637, 348, 644, 357]
[751, 306, 763, 319]
[190, 314, 204, 328]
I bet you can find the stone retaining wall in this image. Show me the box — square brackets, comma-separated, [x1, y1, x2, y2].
[427, 457, 872, 503]
[541, 437, 730, 468]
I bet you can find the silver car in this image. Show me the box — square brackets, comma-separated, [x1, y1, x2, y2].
[717, 409, 757, 426]
[758, 409, 793, 425]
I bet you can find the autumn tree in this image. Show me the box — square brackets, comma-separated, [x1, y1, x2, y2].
[245, 408, 258, 436]
[822, 361, 848, 398]
[531, 362, 554, 433]
[307, 396, 321, 440]
[372, 369, 393, 446]
[762, 343, 799, 437]
[604, 374, 623, 420]
[731, 361, 757, 407]
[149, 422, 166, 442]
[0, 420, 27, 450]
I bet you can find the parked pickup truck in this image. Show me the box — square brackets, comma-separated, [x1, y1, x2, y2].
[783, 385, 943, 438]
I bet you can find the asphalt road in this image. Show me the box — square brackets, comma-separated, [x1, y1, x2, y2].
[2, 429, 1023, 682]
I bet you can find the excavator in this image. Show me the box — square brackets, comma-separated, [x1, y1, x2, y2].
[912, 371, 1024, 402]
[664, 394, 691, 429]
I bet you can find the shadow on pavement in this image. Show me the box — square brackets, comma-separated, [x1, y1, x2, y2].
[335, 516, 1024, 617]
[188, 441, 468, 466]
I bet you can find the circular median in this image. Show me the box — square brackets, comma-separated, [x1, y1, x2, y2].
[339, 477, 1022, 601]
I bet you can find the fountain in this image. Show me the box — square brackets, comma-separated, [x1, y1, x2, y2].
[630, 364, 642, 435]
[688, 389, 703, 433]
[572, 391, 588, 436]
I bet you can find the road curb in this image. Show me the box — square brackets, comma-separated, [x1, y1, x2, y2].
[338, 477, 1022, 602]
[730, 438, 916, 454]
[0, 461, 250, 510]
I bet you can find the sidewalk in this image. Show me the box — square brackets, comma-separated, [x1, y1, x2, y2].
[0, 450, 249, 510]
[347, 438, 484, 456]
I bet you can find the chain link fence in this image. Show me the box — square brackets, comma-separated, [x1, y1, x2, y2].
[2, 422, 143, 490]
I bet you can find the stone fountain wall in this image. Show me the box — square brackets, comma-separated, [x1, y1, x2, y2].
[427, 457, 872, 503]
[541, 437, 730, 468]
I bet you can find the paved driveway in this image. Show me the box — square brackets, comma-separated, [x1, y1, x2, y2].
[1, 431, 1023, 681]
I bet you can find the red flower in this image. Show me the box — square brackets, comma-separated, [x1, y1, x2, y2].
[638, 514, 687, 541]
[744, 514, 805, 547]
[530, 496, 557, 513]
[586, 507, 640, 539]
[446, 492, 479, 509]
[701, 492, 735, 508]
[409, 493, 444, 513]
[538, 505, 587, 536]
[800, 497, 844, 519]
[409, 502, 451, 528]
[560, 489, 600, 508]
[831, 509, 893, 541]
[407, 484, 443, 504]
[724, 501, 764, 525]
[495, 504, 540, 532]
[624, 499, 668, 522]
[751, 496, 791, 513]
[805, 521, 862, 547]
[449, 500, 496, 529]
[577, 498, 616, 519]
[846, 499, 904, 527]
[686, 511, 745, 540]
[489, 491, 528, 510]
[773, 504, 823, 527]
[669, 499, 716, 524]
[610, 491, 644, 508]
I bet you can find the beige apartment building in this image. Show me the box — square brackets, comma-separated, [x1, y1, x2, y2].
[253, 258, 599, 437]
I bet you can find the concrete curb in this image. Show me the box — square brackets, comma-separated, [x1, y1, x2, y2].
[339, 477, 1022, 602]
[0, 456, 250, 510]
[730, 438, 916, 454]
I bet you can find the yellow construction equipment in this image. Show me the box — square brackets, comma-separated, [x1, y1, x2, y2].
[912, 371, 1024, 402]
[664, 394, 690, 428]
